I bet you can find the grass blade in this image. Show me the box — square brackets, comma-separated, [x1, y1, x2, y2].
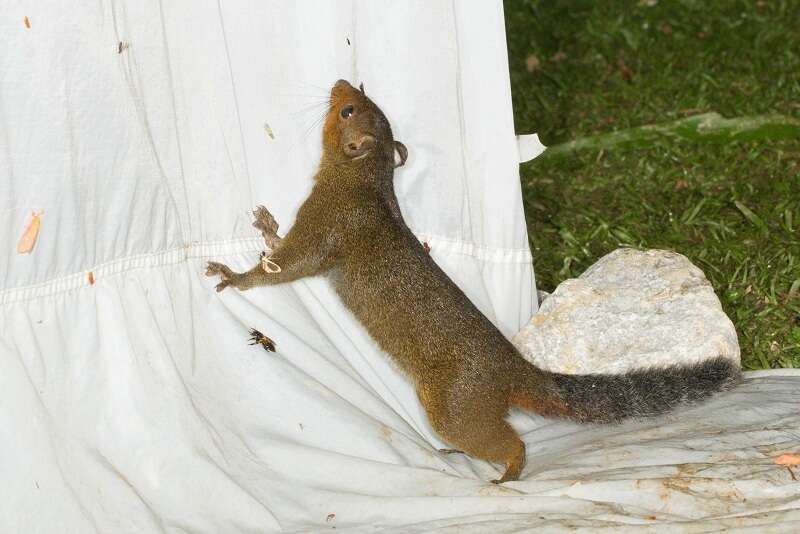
[733, 201, 768, 234]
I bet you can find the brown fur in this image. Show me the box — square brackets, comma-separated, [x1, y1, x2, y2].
[206, 80, 740, 483]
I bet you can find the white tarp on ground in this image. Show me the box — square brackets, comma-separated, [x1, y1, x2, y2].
[2, 1, 799, 532]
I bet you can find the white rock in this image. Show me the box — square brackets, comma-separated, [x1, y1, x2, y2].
[513, 248, 740, 375]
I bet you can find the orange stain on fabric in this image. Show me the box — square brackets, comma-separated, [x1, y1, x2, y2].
[24, 16, 31, 29]
[775, 453, 800, 466]
[17, 210, 43, 254]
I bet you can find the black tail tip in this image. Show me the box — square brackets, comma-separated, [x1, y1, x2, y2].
[551, 355, 742, 424]
[696, 355, 742, 392]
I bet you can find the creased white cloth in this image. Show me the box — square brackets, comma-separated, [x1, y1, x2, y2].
[2, 1, 799, 533]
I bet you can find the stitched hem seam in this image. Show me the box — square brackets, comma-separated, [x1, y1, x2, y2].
[1, 234, 533, 304]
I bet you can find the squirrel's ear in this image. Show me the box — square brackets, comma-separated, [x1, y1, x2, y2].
[393, 141, 408, 168]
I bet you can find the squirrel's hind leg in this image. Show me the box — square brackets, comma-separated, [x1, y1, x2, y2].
[482, 422, 526, 484]
[442, 419, 525, 484]
[422, 395, 526, 483]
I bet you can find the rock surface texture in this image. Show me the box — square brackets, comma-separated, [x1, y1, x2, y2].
[513, 248, 740, 375]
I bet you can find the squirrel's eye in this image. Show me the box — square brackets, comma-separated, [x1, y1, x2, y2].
[340, 105, 354, 119]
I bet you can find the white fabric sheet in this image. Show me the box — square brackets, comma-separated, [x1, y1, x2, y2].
[2, 1, 799, 532]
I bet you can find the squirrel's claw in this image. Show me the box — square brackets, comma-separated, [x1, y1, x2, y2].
[206, 261, 234, 292]
[252, 205, 279, 233]
[252, 205, 281, 249]
[215, 281, 229, 292]
[205, 261, 232, 277]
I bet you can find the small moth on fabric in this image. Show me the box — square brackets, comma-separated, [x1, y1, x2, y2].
[17, 210, 44, 254]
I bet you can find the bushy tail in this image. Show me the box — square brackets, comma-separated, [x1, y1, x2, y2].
[523, 357, 741, 424]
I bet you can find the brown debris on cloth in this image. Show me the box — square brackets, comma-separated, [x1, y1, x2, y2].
[88, 272, 95, 285]
[777, 455, 800, 481]
[17, 210, 43, 254]
[422, 241, 431, 254]
[24, 16, 31, 29]
[248, 328, 276, 352]
[118, 41, 129, 54]
[775, 453, 800, 466]
[326, 513, 335, 522]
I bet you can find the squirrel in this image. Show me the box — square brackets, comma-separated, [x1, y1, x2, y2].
[206, 79, 741, 483]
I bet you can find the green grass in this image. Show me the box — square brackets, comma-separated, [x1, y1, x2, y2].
[505, 0, 800, 369]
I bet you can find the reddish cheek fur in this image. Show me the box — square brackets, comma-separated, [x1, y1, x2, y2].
[322, 111, 340, 151]
[323, 88, 351, 150]
[323, 86, 364, 151]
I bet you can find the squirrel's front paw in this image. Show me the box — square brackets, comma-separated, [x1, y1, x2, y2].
[206, 261, 235, 292]
[252, 205, 281, 248]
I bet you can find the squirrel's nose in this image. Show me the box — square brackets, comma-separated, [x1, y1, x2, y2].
[334, 79, 352, 91]
[343, 134, 376, 158]
[332, 79, 353, 99]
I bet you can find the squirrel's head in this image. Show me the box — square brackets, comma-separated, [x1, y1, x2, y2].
[322, 79, 407, 170]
